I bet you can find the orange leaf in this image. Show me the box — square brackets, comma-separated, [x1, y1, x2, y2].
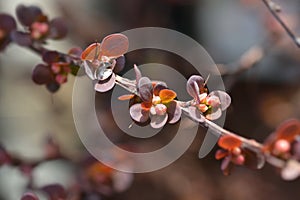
[81, 43, 101, 60]
[218, 135, 242, 150]
[118, 94, 135, 101]
[276, 119, 300, 142]
[159, 89, 177, 103]
[141, 102, 152, 111]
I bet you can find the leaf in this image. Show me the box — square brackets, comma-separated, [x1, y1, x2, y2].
[118, 94, 135, 101]
[186, 75, 205, 103]
[134, 64, 142, 85]
[208, 90, 231, 111]
[159, 89, 177, 104]
[138, 77, 153, 103]
[243, 147, 265, 169]
[150, 113, 168, 129]
[94, 73, 116, 92]
[153, 82, 168, 96]
[167, 101, 182, 124]
[276, 119, 300, 142]
[41, 184, 66, 200]
[11, 31, 32, 46]
[16, 5, 43, 26]
[46, 81, 60, 93]
[129, 103, 149, 123]
[42, 51, 60, 64]
[188, 106, 204, 122]
[101, 33, 129, 58]
[81, 43, 101, 60]
[32, 64, 53, 85]
[205, 108, 222, 120]
[48, 18, 68, 39]
[0, 14, 16, 32]
[21, 193, 39, 200]
[114, 55, 126, 73]
[218, 135, 242, 150]
[281, 159, 300, 181]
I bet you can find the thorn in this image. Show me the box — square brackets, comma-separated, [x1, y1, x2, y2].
[128, 122, 134, 129]
[204, 74, 210, 86]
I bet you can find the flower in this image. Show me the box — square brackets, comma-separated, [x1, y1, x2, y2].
[0, 14, 16, 51]
[81, 33, 128, 92]
[121, 65, 182, 129]
[186, 75, 231, 121]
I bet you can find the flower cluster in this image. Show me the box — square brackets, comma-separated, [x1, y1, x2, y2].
[186, 75, 231, 121]
[216, 135, 265, 175]
[263, 119, 300, 180]
[11, 5, 68, 46]
[81, 33, 128, 92]
[32, 49, 81, 92]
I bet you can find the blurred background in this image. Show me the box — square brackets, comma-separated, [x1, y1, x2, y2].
[1, 0, 300, 199]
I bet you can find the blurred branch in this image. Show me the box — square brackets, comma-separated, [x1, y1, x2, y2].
[262, 0, 300, 48]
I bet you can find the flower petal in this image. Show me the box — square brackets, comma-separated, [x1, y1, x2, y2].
[159, 89, 177, 103]
[150, 113, 168, 129]
[138, 77, 153, 102]
[167, 101, 182, 124]
[129, 103, 149, 123]
[208, 90, 231, 111]
[94, 73, 116, 92]
[82, 60, 96, 80]
[101, 33, 129, 58]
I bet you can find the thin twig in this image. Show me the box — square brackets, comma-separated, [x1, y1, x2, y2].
[262, 0, 300, 48]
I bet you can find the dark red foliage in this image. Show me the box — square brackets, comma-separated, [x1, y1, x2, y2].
[0, 14, 17, 50]
[21, 193, 39, 200]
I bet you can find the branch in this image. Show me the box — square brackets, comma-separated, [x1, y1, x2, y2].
[262, 0, 300, 48]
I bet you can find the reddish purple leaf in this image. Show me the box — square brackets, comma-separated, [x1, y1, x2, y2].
[48, 18, 68, 39]
[208, 90, 231, 111]
[129, 103, 149, 123]
[188, 106, 204, 122]
[114, 55, 126, 73]
[167, 101, 182, 124]
[32, 64, 53, 85]
[42, 51, 60, 64]
[186, 75, 205, 103]
[11, 31, 32, 46]
[41, 184, 66, 200]
[0, 14, 16, 32]
[138, 77, 153, 103]
[150, 113, 168, 129]
[16, 5, 43, 26]
[94, 73, 116, 92]
[101, 33, 129, 58]
[21, 192, 39, 200]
